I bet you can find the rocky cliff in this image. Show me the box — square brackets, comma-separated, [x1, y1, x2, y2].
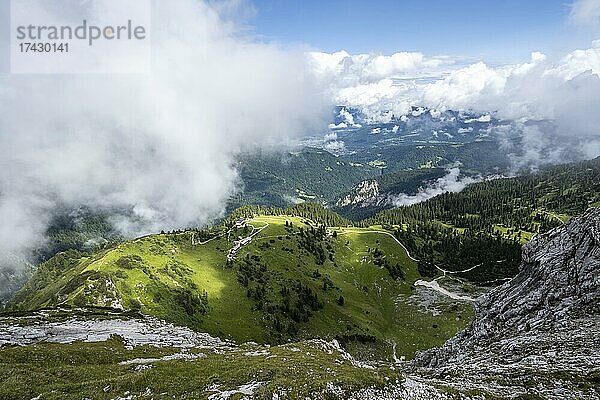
[410, 207, 600, 399]
[335, 179, 386, 208]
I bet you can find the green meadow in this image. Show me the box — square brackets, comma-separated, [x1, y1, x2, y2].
[8, 214, 472, 360]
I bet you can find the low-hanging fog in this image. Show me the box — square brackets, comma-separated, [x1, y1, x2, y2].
[0, 0, 327, 267]
[390, 168, 481, 207]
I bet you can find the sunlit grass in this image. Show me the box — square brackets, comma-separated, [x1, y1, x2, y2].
[10, 214, 473, 360]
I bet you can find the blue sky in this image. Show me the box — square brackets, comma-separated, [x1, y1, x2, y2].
[249, 0, 590, 63]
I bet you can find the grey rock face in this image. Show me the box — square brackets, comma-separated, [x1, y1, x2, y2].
[335, 180, 387, 208]
[0, 311, 234, 350]
[411, 207, 600, 399]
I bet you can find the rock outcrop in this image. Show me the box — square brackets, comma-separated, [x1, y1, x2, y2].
[0, 309, 234, 349]
[335, 179, 386, 208]
[410, 207, 600, 399]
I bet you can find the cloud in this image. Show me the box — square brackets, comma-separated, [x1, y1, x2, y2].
[323, 140, 347, 155]
[309, 50, 353, 78]
[323, 132, 337, 141]
[361, 52, 450, 80]
[421, 51, 553, 114]
[0, 1, 326, 264]
[338, 107, 359, 127]
[328, 122, 347, 129]
[309, 51, 456, 84]
[570, 0, 600, 28]
[336, 79, 401, 106]
[328, 107, 361, 129]
[309, 3, 600, 169]
[544, 41, 600, 80]
[390, 168, 480, 206]
[313, 42, 599, 125]
[422, 62, 507, 110]
[314, 41, 600, 166]
[334, 79, 415, 122]
[308, 51, 457, 122]
[464, 114, 491, 123]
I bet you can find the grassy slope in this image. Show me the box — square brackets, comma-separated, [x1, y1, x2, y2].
[245, 217, 470, 358]
[8, 215, 472, 360]
[0, 337, 401, 400]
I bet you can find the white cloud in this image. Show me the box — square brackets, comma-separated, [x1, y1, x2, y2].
[544, 41, 600, 80]
[312, 45, 596, 124]
[390, 168, 479, 206]
[308, 50, 457, 122]
[338, 107, 360, 127]
[429, 109, 442, 118]
[313, 42, 600, 164]
[336, 78, 401, 106]
[361, 52, 450, 80]
[324, 140, 347, 155]
[464, 114, 491, 123]
[324, 132, 337, 141]
[308, 51, 456, 84]
[328, 122, 348, 129]
[570, 0, 600, 28]
[422, 62, 509, 110]
[308, 50, 352, 78]
[334, 79, 416, 122]
[328, 107, 362, 129]
[0, 0, 326, 262]
[339, 108, 354, 125]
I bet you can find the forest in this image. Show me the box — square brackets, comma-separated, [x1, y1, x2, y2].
[223, 158, 600, 285]
[365, 157, 600, 283]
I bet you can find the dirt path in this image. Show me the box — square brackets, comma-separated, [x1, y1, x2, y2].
[339, 228, 474, 302]
[337, 228, 419, 262]
[436, 263, 483, 275]
[414, 279, 473, 302]
[226, 220, 269, 261]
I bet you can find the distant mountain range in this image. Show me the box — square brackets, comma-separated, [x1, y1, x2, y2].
[328, 105, 503, 145]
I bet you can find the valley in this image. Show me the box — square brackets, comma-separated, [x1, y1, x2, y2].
[2, 2, 600, 398]
[1, 206, 598, 399]
[7, 211, 473, 361]
[1, 146, 599, 399]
